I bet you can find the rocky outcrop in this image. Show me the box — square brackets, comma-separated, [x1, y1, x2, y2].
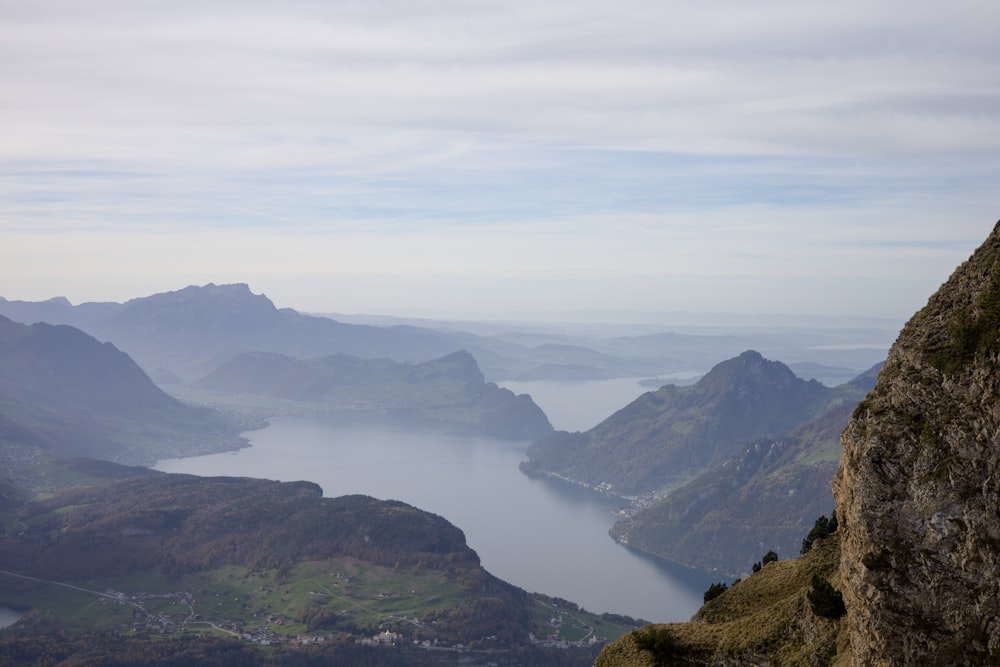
[834, 221, 1000, 665]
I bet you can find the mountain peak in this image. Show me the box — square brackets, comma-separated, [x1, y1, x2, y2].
[125, 282, 273, 307]
[523, 349, 833, 497]
[116, 283, 279, 330]
[696, 348, 805, 395]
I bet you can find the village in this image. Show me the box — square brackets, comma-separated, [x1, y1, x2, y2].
[89, 586, 607, 653]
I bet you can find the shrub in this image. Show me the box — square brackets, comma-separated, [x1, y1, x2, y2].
[801, 512, 838, 554]
[752, 549, 779, 573]
[807, 575, 846, 618]
[703, 582, 728, 603]
[631, 626, 677, 665]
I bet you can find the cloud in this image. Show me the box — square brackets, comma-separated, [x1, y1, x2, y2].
[1, 0, 998, 318]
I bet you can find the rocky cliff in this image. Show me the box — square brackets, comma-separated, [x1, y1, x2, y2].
[834, 221, 1000, 664]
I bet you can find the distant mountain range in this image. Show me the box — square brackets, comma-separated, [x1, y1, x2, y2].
[522, 350, 879, 575]
[0, 314, 551, 477]
[196, 350, 553, 440]
[0, 284, 462, 381]
[0, 315, 244, 465]
[0, 283, 893, 384]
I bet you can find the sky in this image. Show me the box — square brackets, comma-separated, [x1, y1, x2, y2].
[2, 0, 999, 322]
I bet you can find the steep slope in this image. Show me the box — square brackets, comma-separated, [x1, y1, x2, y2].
[595, 532, 846, 667]
[834, 221, 1000, 664]
[196, 350, 554, 440]
[612, 364, 880, 575]
[521, 350, 833, 497]
[0, 315, 242, 464]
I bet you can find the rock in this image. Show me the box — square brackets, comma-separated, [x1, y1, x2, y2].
[834, 221, 1000, 665]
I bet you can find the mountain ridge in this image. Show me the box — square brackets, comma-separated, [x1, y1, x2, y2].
[0, 284, 892, 385]
[521, 350, 835, 498]
[0, 316, 243, 465]
[195, 349, 554, 440]
[610, 362, 878, 576]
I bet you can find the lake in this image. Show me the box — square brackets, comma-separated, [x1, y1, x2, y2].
[0, 606, 22, 629]
[156, 412, 714, 623]
[498, 377, 653, 432]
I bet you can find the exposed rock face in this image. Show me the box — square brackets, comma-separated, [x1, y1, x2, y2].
[834, 222, 1000, 665]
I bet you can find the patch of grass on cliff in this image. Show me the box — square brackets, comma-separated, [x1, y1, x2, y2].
[930, 271, 1000, 374]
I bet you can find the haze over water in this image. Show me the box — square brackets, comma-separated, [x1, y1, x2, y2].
[156, 387, 714, 623]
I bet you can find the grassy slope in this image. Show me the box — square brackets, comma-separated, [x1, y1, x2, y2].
[595, 535, 848, 667]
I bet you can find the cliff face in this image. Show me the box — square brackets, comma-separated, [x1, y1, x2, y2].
[834, 222, 1000, 665]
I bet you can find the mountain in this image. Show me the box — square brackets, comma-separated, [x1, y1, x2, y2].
[597, 219, 1000, 666]
[610, 364, 880, 576]
[0, 285, 893, 385]
[521, 350, 835, 497]
[0, 284, 634, 383]
[834, 220, 1000, 664]
[0, 316, 243, 465]
[0, 284, 466, 381]
[114, 284, 476, 372]
[195, 349, 554, 440]
[0, 472, 641, 665]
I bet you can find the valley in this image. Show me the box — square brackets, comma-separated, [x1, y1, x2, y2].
[154, 414, 714, 624]
[0, 282, 906, 665]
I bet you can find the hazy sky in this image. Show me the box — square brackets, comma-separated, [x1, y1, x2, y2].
[3, 0, 998, 320]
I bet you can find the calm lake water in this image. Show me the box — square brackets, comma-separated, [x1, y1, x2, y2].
[498, 377, 651, 432]
[156, 411, 713, 623]
[0, 607, 22, 629]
